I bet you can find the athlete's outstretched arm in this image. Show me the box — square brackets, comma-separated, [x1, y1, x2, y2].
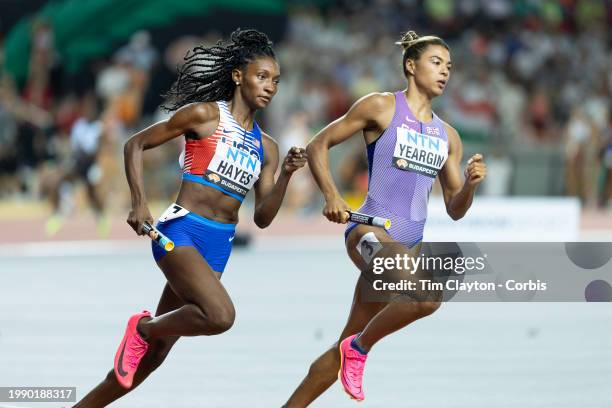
[438, 125, 487, 220]
[124, 102, 217, 234]
[253, 134, 307, 228]
[306, 93, 393, 223]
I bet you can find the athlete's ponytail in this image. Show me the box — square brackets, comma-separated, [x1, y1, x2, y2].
[162, 28, 276, 111]
[396, 30, 449, 77]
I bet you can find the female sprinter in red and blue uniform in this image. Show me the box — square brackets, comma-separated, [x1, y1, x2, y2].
[75, 28, 306, 407]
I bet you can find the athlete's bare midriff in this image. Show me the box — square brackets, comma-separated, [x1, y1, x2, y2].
[175, 180, 241, 224]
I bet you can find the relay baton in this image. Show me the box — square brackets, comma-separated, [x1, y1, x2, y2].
[347, 211, 391, 230]
[142, 221, 174, 252]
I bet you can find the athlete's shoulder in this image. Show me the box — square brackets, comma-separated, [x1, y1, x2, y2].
[260, 131, 279, 164]
[438, 118, 461, 154]
[260, 131, 278, 149]
[438, 117, 460, 141]
[347, 92, 395, 126]
[170, 102, 219, 125]
[188, 102, 220, 121]
[353, 92, 395, 112]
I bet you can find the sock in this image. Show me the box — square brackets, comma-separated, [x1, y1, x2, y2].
[351, 335, 368, 355]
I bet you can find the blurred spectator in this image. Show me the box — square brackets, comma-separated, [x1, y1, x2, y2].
[480, 151, 513, 196]
[23, 18, 57, 111]
[0, 80, 18, 195]
[526, 86, 555, 142]
[600, 116, 612, 208]
[446, 64, 498, 142]
[115, 31, 158, 73]
[44, 92, 109, 236]
[96, 32, 157, 130]
[278, 111, 318, 213]
[491, 74, 527, 144]
[564, 107, 598, 206]
[96, 56, 141, 128]
[0, 52, 53, 196]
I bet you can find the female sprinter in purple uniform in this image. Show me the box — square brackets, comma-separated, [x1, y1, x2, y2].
[283, 31, 487, 406]
[74, 29, 306, 407]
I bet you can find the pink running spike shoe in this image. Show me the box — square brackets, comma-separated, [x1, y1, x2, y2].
[338, 334, 368, 401]
[114, 310, 151, 389]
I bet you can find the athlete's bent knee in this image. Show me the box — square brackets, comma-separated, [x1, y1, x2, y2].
[202, 304, 236, 335]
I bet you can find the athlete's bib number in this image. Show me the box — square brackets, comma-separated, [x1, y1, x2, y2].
[392, 127, 448, 178]
[203, 143, 261, 198]
[158, 203, 189, 222]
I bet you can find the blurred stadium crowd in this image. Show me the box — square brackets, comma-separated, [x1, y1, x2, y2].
[0, 0, 610, 225]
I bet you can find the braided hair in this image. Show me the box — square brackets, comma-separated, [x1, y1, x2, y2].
[162, 28, 276, 112]
[395, 30, 449, 77]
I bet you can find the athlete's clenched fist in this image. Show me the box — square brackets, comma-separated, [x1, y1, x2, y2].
[282, 147, 308, 175]
[323, 195, 351, 224]
[464, 154, 487, 187]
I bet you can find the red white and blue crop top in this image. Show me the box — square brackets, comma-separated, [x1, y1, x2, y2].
[179, 101, 265, 202]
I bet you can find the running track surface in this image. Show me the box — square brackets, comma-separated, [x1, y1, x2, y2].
[1, 241, 611, 408]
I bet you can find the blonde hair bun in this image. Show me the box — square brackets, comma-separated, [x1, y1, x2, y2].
[395, 31, 444, 51]
[395, 31, 420, 50]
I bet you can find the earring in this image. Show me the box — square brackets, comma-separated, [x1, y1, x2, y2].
[235, 82, 240, 86]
